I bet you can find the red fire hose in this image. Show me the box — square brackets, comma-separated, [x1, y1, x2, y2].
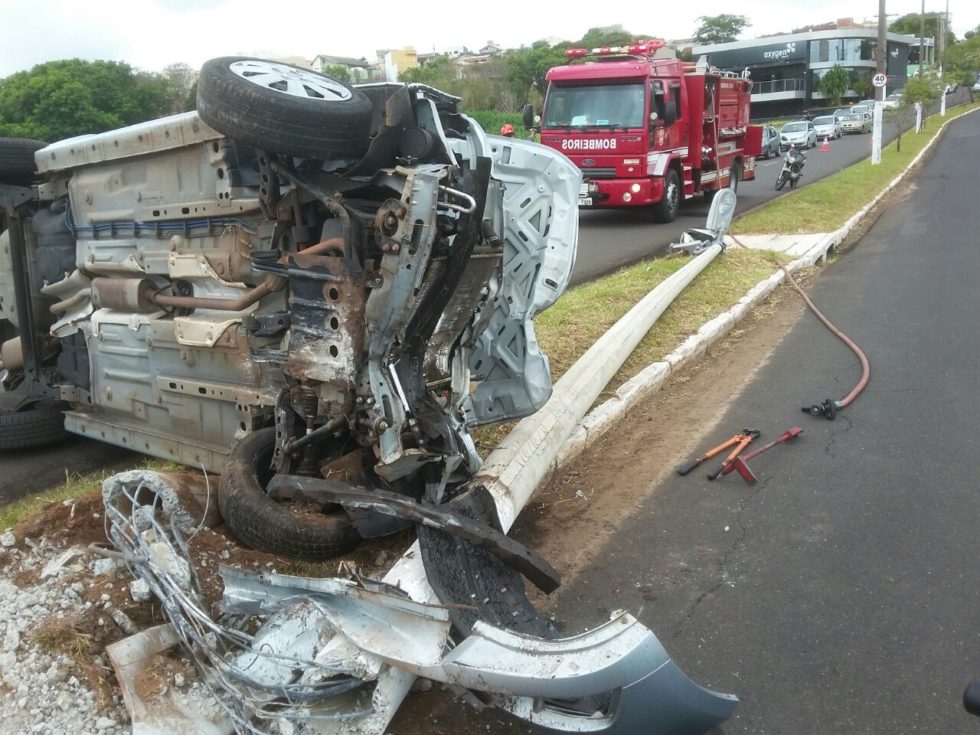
[780, 265, 870, 419]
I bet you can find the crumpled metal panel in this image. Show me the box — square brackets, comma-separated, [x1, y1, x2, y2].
[462, 135, 581, 425]
[220, 567, 737, 735]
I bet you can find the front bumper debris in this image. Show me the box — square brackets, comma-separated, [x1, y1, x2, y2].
[105, 417, 737, 735]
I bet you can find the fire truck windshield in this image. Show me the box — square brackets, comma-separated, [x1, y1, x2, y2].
[543, 83, 645, 129]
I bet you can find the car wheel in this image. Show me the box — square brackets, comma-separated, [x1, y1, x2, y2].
[0, 137, 46, 186]
[0, 400, 66, 450]
[197, 56, 373, 160]
[218, 427, 361, 559]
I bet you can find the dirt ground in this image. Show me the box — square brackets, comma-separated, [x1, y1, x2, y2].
[4, 276, 812, 734]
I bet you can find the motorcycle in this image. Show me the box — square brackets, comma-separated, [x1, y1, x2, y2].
[775, 147, 806, 191]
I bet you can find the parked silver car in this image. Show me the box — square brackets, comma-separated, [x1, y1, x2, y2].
[812, 115, 842, 140]
[841, 109, 873, 133]
[779, 121, 817, 150]
[760, 125, 781, 159]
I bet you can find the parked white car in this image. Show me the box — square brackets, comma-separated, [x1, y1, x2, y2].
[812, 115, 842, 140]
[882, 91, 904, 110]
[779, 121, 817, 150]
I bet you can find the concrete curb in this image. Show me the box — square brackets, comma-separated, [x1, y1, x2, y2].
[552, 104, 980, 474]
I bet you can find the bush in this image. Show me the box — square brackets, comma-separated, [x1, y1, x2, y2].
[466, 110, 528, 138]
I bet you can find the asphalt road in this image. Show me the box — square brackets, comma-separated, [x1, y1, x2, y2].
[572, 114, 906, 285]
[555, 110, 980, 732]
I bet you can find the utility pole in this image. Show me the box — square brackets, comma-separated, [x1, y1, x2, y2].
[919, 0, 926, 77]
[873, 0, 886, 164]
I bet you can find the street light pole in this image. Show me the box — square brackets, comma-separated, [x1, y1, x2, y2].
[872, 0, 886, 164]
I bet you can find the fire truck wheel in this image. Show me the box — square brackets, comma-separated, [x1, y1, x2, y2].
[197, 57, 372, 160]
[652, 168, 681, 223]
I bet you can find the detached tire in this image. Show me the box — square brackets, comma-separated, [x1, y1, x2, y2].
[0, 401, 65, 450]
[0, 137, 46, 185]
[197, 57, 372, 159]
[218, 427, 360, 560]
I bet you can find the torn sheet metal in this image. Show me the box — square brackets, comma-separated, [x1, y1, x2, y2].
[103, 472, 370, 734]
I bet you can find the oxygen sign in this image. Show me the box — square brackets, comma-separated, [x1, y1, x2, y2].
[561, 139, 618, 151]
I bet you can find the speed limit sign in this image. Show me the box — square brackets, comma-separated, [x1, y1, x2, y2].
[872, 73, 887, 88]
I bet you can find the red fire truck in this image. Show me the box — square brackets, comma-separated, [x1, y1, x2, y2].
[529, 40, 762, 223]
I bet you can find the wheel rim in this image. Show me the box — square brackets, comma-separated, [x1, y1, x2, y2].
[229, 60, 353, 101]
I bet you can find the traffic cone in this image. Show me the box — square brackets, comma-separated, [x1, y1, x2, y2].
[820, 137, 830, 152]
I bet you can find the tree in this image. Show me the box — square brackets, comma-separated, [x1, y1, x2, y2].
[887, 76, 941, 151]
[694, 15, 750, 45]
[889, 13, 956, 49]
[578, 27, 635, 49]
[0, 59, 178, 141]
[162, 62, 197, 114]
[817, 65, 851, 106]
[504, 41, 568, 103]
[945, 33, 980, 85]
[319, 64, 351, 84]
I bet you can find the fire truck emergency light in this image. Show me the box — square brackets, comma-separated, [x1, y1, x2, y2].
[565, 39, 665, 58]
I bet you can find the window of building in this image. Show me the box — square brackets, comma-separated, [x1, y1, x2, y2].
[811, 38, 876, 64]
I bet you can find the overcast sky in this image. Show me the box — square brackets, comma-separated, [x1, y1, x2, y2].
[1, 0, 977, 78]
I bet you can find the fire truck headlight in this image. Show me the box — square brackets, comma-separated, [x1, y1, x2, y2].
[623, 192, 632, 202]
[630, 183, 641, 193]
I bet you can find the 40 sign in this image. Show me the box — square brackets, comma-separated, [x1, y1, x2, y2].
[873, 73, 887, 88]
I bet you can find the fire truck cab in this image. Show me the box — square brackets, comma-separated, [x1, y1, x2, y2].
[535, 41, 762, 223]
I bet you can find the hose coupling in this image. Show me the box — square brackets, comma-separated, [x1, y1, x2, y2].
[801, 398, 839, 420]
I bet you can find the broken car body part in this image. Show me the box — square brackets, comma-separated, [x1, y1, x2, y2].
[366, 244, 738, 733]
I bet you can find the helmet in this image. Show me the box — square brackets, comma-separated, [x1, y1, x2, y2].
[500, 123, 515, 137]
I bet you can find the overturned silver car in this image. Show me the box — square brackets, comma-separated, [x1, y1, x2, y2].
[0, 57, 577, 559]
[1, 58, 738, 734]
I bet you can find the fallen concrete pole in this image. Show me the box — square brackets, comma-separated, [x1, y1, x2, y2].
[345, 243, 726, 734]
[476, 242, 723, 529]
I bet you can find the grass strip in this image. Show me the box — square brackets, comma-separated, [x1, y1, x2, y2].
[0, 459, 179, 529]
[733, 102, 979, 234]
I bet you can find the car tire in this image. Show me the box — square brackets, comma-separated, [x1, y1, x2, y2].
[0, 138, 46, 186]
[197, 57, 373, 160]
[0, 400, 66, 450]
[218, 427, 361, 560]
[652, 168, 681, 223]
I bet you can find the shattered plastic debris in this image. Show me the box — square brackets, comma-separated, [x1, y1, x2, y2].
[105, 470, 738, 735]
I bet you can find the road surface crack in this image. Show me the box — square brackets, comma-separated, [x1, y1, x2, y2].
[673, 474, 772, 637]
[823, 413, 853, 457]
